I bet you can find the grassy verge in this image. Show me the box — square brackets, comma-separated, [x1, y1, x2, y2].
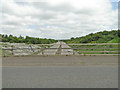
[69, 44, 119, 54]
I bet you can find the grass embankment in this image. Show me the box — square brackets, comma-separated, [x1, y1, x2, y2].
[70, 44, 119, 54]
[63, 30, 120, 54]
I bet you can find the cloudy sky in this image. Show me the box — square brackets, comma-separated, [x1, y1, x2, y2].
[0, 0, 119, 39]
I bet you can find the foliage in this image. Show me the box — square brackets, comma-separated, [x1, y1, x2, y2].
[1, 30, 119, 44]
[62, 30, 119, 43]
[1, 34, 57, 44]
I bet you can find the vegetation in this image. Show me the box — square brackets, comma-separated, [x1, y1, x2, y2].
[61, 30, 120, 54]
[1, 30, 119, 44]
[0, 30, 119, 55]
[62, 30, 120, 43]
[70, 44, 119, 54]
[0, 34, 57, 44]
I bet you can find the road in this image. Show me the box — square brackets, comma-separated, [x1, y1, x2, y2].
[2, 66, 118, 88]
[2, 56, 118, 88]
[3, 55, 118, 66]
[2, 41, 118, 88]
[43, 41, 77, 55]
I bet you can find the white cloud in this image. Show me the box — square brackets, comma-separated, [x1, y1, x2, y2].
[0, 0, 118, 39]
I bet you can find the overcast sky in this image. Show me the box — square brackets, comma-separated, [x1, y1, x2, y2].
[0, 0, 119, 39]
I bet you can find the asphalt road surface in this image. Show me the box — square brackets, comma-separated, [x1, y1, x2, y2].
[3, 55, 118, 66]
[2, 55, 118, 88]
[2, 66, 118, 88]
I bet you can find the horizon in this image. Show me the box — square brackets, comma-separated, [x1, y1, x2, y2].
[0, 0, 119, 39]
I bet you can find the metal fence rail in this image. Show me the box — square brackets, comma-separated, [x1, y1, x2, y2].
[1, 43, 120, 56]
[68, 43, 120, 45]
[69, 43, 119, 55]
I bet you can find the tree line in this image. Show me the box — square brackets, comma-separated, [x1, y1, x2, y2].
[0, 30, 119, 44]
[62, 30, 120, 43]
[0, 34, 57, 44]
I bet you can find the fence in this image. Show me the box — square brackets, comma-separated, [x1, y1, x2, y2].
[1, 43, 120, 56]
[68, 43, 119, 55]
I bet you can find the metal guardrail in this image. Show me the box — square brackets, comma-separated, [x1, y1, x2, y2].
[68, 43, 120, 45]
[2, 48, 119, 50]
[1, 43, 120, 56]
[69, 43, 119, 54]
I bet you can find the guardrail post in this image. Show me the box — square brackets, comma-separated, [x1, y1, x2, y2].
[104, 44, 106, 54]
[3, 49, 5, 57]
[73, 50, 75, 55]
[11, 45, 14, 55]
[42, 45, 44, 55]
[42, 50, 44, 55]
[29, 45, 34, 52]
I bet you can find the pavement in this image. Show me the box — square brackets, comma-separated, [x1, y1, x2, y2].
[2, 55, 118, 66]
[2, 66, 118, 88]
[2, 43, 118, 88]
[2, 55, 118, 88]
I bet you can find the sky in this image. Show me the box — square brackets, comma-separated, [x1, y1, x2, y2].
[0, 0, 119, 39]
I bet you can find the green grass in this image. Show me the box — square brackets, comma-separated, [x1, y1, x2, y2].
[0, 43, 8, 46]
[0, 50, 2, 56]
[1, 49, 13, 56]
[70, 44, 119, 54]
[108, 37, 120, 43]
